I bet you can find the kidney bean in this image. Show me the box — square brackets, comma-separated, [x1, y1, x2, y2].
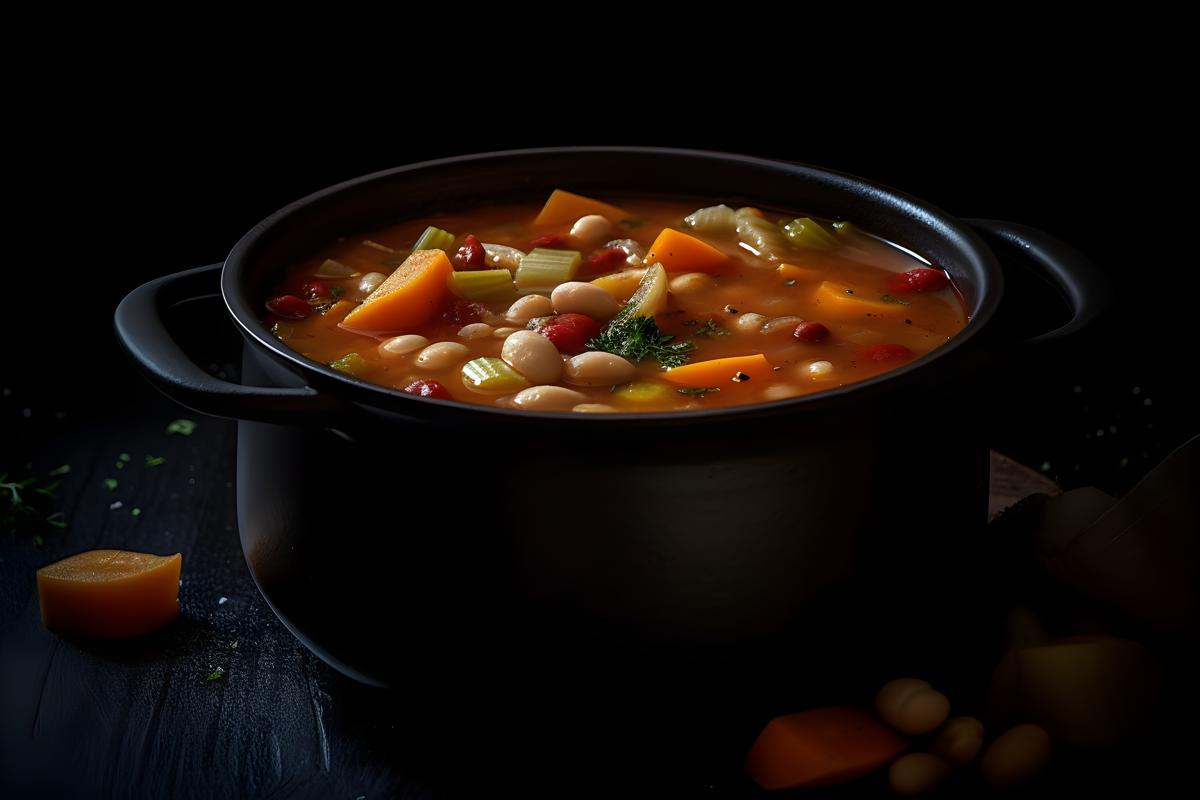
[442, 300, 489, 325]
[861, 343, 915, 362]
[538, 313, 601, 354]
[582, 246, 630, 276]
[301, 280, 329, 300]
[402, 380, 452, 400]
[889, 267, 950, 294]
[266, 295, 312, 319]
[793, 321, 830, 343]
[454, 233, 487, 270]
[530, 233, 568, 249]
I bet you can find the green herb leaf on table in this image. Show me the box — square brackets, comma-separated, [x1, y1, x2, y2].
[102, 478, 118, 491]
[206, 667, 226, 682]
[587, 315, 696, 370]
[167, 419, 197, 436]
[144, 455, 166, 468]
[47, 464, 71, 477]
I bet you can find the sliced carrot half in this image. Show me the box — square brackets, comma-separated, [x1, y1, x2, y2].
[37, 549, 183, 638]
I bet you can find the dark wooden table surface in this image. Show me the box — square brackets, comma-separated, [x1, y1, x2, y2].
[0, 378, 1188, 799]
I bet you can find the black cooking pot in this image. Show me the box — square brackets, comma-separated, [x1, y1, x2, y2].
[114, 148, 1108, 719]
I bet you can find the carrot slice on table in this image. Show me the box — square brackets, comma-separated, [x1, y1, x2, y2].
[340, 249, 453, 333]
[643, 228, 728, 274]
[37, 549, 183, 638]
[662, 354, 775, 388]
[745, 706, 908, 790]
[533, 190, 630, 227]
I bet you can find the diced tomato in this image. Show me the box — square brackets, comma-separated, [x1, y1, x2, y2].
[266, 295, 312, 319]
[441, 300, 488, 325]
[888, 268, 950, 294]
[861, 343, 914, 362]
[581, 246, 628, 276]
[301, 280, 330, 300]
[530, 233, 569, 250]
[537, 313, 601, 354]
[793, 321, 830, 343]
[454, 234, 487, 270]
[403, 380, 452, 400]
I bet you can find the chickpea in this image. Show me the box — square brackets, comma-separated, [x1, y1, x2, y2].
[875, 678, 950, 735]
[415, 341, 470, 371]
[501, 330, 562, 385]
[551, 281, 619, 319]
[505, 294, 554, 324]
[733, 312, 768, 333]
[563, 352, 637, 386]
[668, 272, 716, 294]
[888, 753, 951, 797]
[572, 403, 618, 413]
[569, 214, 613, 247]
[378, 334, 429, 358]
[932, 717, 985, 766]
[980, 724, 1052, 787]
[510, 385, 587, 411]
[457, 323, 494, 339]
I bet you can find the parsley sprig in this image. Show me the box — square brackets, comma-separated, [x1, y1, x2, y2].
[586, 314, 696, 370]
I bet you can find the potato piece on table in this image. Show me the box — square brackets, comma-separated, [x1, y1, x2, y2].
[37, 549, 182, 638]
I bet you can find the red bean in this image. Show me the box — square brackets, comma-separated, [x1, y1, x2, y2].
[266, 295, 312, 319]
[454, 233, 487, 270]
[441, 300, 488, 325]
[537, 313, 602, 354]
[582, 246, 628, 275]
[530, 233, 569, 249]
[793, 321, 830, 343]
[861, 343, 915, 362]
[402, 380, 452, 400]
[301, 280, 329, 300]
[889, 268, 950, 294]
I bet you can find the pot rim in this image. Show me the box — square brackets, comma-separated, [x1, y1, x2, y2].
[221, 146, 1003, 424]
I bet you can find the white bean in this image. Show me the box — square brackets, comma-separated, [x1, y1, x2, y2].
[378, 334, 428, 357]
[510, 385, 587, 411]
[572, 403, 618, 413]
[761, 383, 803, 401]
[492, 326, 519, 338]
[980, 724, 1052, 787]
[457, 323, 494, 339]
[551, 282, 619, 319]
[505, 294, 554, 324]
[357, 271, 387, 296]
[668, 272, 716, 294]
[415, 341, 470, 371]
[570, 214, 613, 247]
[501, 330, 562, 384]
[888, 753, 951, 797]
[563, 352, 637, 386]
[932, 717, 985, 766]
[733, 312, 768, 333]
[807, 360, 834, 377]
[875, 678, 951, 735]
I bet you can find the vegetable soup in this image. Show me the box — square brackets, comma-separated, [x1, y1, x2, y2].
[263, 191, 968, 412]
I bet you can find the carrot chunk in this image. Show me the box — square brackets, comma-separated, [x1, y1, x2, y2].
[643, 228, 729, 274]
[37, 550, 182, 638]
[662, 354, 775, 388]
[340, 249, 453, 333]
[745, 706, 908, 790]
[533, 190, 630, 227]
[812, 280, 910, 321]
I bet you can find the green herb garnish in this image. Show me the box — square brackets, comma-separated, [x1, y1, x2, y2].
[206, 667, 226, 682]
[167, 419, 197, 436]
[48, 464, 71, 477]
[879, 294, 911, 305]
[587, 315, 696, 369]
[691, 318, 730, 338]
[119, 453, 131, 463]
[3, 468, 65, 536]
[131, 507, 142, 517]
[677, 387, 721, 397]
[144, 455, 166, 468]
[102, 478, 118, 491]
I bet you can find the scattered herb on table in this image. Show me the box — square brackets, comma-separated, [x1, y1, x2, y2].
[206, 667, 226, 682]
[2, 468, 66, 536]
[48, 464, 71, 477]
[691, 318, 730, 338]
[144, 455, 166, 468]
[587, 314, 696, 369]
[102, 478, 118, 491]
[131, 507, 142, 517]
[167, 419, 197, 436]
[678, 387, 721, 397]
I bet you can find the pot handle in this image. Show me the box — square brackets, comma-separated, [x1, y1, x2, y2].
[114, 264, 340, 423]
[964, 219, 1113, 346]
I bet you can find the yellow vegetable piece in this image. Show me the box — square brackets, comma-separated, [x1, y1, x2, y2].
[615, 381, 674, 404]
[341, 249, 453, 333]
[533, 189, 629, 227]
[37, 550, 182, 638]
[591, 269, 646, 302]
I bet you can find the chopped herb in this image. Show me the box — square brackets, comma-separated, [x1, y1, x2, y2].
[102, 478, 118, 491]
[115, 461, 124, 470]
[1040, 461, 1052, 472]
[879, 294, 911, 305]
[131, 507, 142, 517]
[48, 464, 71, 477]
[206, 667, 226, 682]
[677, 387, 721, 397]
[330, 285, 345, 298]
[587, 314, 696, 370]
[783, 279, 797, 286]
[691, 318, 730, 338]
[144, 455, 166, 468]
[119, 453, 131, 463]
[167, 419, 197, 436]
[46, 512, 66, 529]
[619, 218, 645, 229]
[34, 534, 43, 545]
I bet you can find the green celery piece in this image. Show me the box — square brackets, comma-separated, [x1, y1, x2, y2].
[448, 269, 517, 302]
[412, 226, 456, 253]
[783, 217, 839, 250]
[514, 248, 581, 293]
[461, 357, 531, 395]
[329, 353, 369, 376]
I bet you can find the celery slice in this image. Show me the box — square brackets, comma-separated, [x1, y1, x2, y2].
[329, 353, 369, 376]
[514, 248, 581, 293]
[615, 381, 673, 404]
[783, 217, 839, 250]
[448, 269, 517, 302]
[461, 357, 531, 395]
[735, 210, 790, 262]
[412, 226, 456, 253]
[683, 204, 737, 232]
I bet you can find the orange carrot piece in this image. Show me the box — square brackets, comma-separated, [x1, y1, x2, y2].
[37, 550, 182, 638]
[662, 354, 775, 388]
[777, 263, 826, 283]
[812, 280, 910, 321]
[340, 249, 453, 333]
[643, 228, 729, 274]
[533, 190, 630, 227]
[745, 706, 908, 790]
